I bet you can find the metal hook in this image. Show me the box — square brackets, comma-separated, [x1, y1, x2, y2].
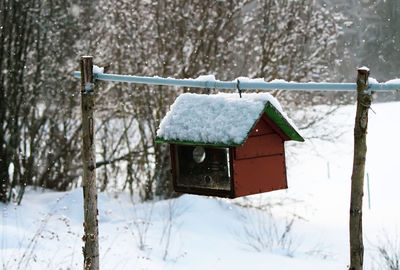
[205, 81, 210, 95]
[237, 79, 242, 98]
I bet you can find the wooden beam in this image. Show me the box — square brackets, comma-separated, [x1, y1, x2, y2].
[349, 67, 371, 270]
[80, 56, 99, 270]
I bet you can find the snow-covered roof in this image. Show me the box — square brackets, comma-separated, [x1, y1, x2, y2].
[155, 93, 303, 146]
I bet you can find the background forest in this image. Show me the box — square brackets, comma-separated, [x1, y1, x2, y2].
[1, 0, 399, 204]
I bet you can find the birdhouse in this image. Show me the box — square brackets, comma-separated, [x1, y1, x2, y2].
[155, 93, 304, 198]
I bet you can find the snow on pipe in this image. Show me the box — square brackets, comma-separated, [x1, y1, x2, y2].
[73, 71, 400, 92]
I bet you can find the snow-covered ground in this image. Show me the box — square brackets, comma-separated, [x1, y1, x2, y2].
[1, 101, 399, 270]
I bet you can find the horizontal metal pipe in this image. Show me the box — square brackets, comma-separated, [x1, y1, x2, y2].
[73, 71, 400, 92]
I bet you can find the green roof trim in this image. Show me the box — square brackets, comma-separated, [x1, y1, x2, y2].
[155, 101, 304, 146]
[263, 103, 304, 142]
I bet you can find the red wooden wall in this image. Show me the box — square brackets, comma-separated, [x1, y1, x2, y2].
[233, 114, 288, 197]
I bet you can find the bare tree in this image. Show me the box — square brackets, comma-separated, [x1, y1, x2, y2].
[1, 0, 344, 203]
[0, 0, 81, 202]
[78, 0, 343, 201]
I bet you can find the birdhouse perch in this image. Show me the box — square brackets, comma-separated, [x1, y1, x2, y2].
[155, 93, 304, 198]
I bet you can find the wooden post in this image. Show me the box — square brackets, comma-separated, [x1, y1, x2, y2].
[80, 56, 99, 270]
[349, 67, 372, 270]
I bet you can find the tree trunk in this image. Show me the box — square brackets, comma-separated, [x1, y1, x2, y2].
[80, 56, 99, 270]
[349, 67, 371, 270]
[0, 153, 9, 202]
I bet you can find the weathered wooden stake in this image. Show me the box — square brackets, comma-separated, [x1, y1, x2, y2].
[349, 67, 372, 270]
[80, 56, 99, 270]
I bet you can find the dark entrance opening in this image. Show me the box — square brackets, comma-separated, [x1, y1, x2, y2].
[171, 145, 233, 196]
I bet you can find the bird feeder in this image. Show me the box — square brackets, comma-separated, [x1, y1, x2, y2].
[155, 93, 304, 198]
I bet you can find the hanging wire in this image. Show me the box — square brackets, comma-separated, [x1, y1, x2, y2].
[237, 79, 242, 98]
[205, 80, 211, 95]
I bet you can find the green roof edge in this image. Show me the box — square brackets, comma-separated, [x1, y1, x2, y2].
[264, 103, 304, 142]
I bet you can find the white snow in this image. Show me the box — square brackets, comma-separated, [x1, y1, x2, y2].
[368, 77, 379, 84]
[384, 78, 400, 84]
[235, 76, 267, 83]
[156, 93, 294, 145]
[194, 75, 216, 81]
[1, 101, 400, 270]
[358, 66, 370, 72]
[93, 65, 104, 74]
[270, 79, 290, 83]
